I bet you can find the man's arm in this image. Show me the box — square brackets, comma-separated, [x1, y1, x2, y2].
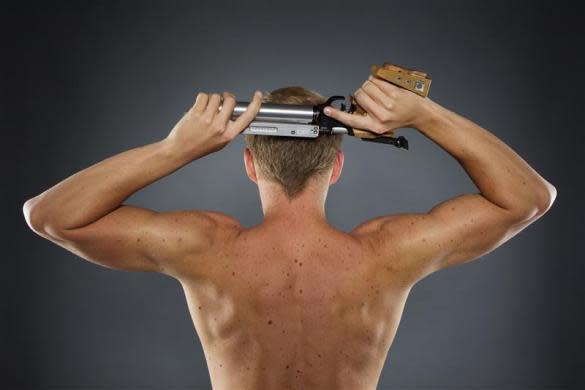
[326, 77, 556, 286]
[23, 90, 262, 279]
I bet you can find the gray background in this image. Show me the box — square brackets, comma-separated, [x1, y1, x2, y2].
[3, 0, 583, 389]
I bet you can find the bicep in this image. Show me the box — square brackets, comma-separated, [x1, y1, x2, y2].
[359, 193, 541, 284]
[46, 205, 217, 277]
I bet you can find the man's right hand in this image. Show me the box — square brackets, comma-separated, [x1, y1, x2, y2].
[324, 76, 429, 134]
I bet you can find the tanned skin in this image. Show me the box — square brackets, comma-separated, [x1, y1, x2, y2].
[23, 77, 556, 389]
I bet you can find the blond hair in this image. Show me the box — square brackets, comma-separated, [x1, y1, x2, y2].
[245, 86, 343, 199]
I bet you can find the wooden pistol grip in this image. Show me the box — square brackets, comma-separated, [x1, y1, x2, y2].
[370, 62, 432, 97]
[351, 128, 395, 139]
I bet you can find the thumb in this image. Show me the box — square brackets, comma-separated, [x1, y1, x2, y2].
[324, 105, 366, 129]
[324, 106, 339, 117]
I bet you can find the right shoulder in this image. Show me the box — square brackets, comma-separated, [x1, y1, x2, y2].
[350, 213, 427, 242]
[351, 192, 541, 286]
[350, 213, 430, 285]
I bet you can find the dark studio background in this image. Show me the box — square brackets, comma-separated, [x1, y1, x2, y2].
[2, 0, 583, 389]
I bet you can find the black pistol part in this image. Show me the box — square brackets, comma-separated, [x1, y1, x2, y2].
[361, 135, 409, 150]
[313, 95, 350, 133]
[315, 95, 409, 150]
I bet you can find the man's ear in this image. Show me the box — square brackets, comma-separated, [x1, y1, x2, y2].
[329, 150, 344, 185]
[244, 148, 258, 184]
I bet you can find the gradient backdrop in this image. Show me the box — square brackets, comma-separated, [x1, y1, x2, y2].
[3, 1, 584, 389]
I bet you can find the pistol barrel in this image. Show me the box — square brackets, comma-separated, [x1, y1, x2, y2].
[230, 102, 315, 124]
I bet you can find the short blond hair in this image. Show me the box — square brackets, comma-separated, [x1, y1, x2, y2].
[245, 86, 343, 199]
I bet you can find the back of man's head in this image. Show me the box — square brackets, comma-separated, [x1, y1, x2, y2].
[245, 86, 343, 199]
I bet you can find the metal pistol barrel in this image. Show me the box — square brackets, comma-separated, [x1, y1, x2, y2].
[230, 102, 314, 124]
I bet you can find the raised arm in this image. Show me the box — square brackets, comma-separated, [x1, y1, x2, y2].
[23, 91, 262, 279]
[326, 76, 556, 286]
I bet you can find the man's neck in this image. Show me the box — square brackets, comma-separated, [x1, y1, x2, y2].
[262, 203, 327, 226]
[258, 179, 329, 227]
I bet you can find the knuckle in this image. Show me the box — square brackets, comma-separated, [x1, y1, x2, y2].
[213, 122, 226, 133]
[224, 93, 236, 103]
[374, 124, 387, 133]
[381, 112, 393, 122]
[202, 116, 213, 125]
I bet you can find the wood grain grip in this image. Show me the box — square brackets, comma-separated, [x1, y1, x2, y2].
[348, 61, 431, 139]
[371, 62, 432, 97]
[351, 128, 396, 139]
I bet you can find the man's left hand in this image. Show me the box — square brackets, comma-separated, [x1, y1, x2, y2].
[165, 90, 263, 160]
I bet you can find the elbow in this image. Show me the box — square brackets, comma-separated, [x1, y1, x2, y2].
[535, 182, 557, 216]
[23, 197, 51, 234]
[522, 182, 557, 219]
[509, 182, 557, 221]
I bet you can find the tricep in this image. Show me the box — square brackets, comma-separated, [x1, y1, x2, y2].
[356, 192, 551, 285]
[24, 205, 222, 277]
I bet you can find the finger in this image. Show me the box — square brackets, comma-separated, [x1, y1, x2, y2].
[192, 92, 208, 114]
[368, 76, 401, 97]
[227, 90, 262, 136]
[203, 93, 222, 118]
[323, 105, 372, 130]
[354, 88, 388, 122]
[216, 91, 237, 125]
[362, 80, 394, 111]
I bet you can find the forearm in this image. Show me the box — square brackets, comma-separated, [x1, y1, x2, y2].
[415, 99, 556, 216]
[24, 138, 191, 232]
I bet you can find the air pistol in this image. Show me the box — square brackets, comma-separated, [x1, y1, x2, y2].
[229, 62, 431, 150]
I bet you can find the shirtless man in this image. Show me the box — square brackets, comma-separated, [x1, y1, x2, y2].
[23, 76, 556, 389]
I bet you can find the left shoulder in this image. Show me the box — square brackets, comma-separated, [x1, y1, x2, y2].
[197, 210, 243, 241]
[199, 210, 243, 231]
[171, 209, 243, 245]
[151, 209, 242, 278]
[40, 205, 243, 277]
[158, 208, 241, 226]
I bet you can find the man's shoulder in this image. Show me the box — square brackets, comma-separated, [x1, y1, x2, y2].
[158, 210, 242, 268]
[155, 209, 243, 250]
[199, 210, 242, 228]
[160, 209, 239, 225]
[351, 213, 421, 238]
[350, 212, 430, 260]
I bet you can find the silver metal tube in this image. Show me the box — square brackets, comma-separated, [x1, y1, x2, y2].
[229, 102, 315, 124]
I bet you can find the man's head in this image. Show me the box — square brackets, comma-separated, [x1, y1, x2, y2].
[244, 86, 344, 202]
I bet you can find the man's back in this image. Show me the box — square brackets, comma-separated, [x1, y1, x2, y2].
[180, 218, 409, 390]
